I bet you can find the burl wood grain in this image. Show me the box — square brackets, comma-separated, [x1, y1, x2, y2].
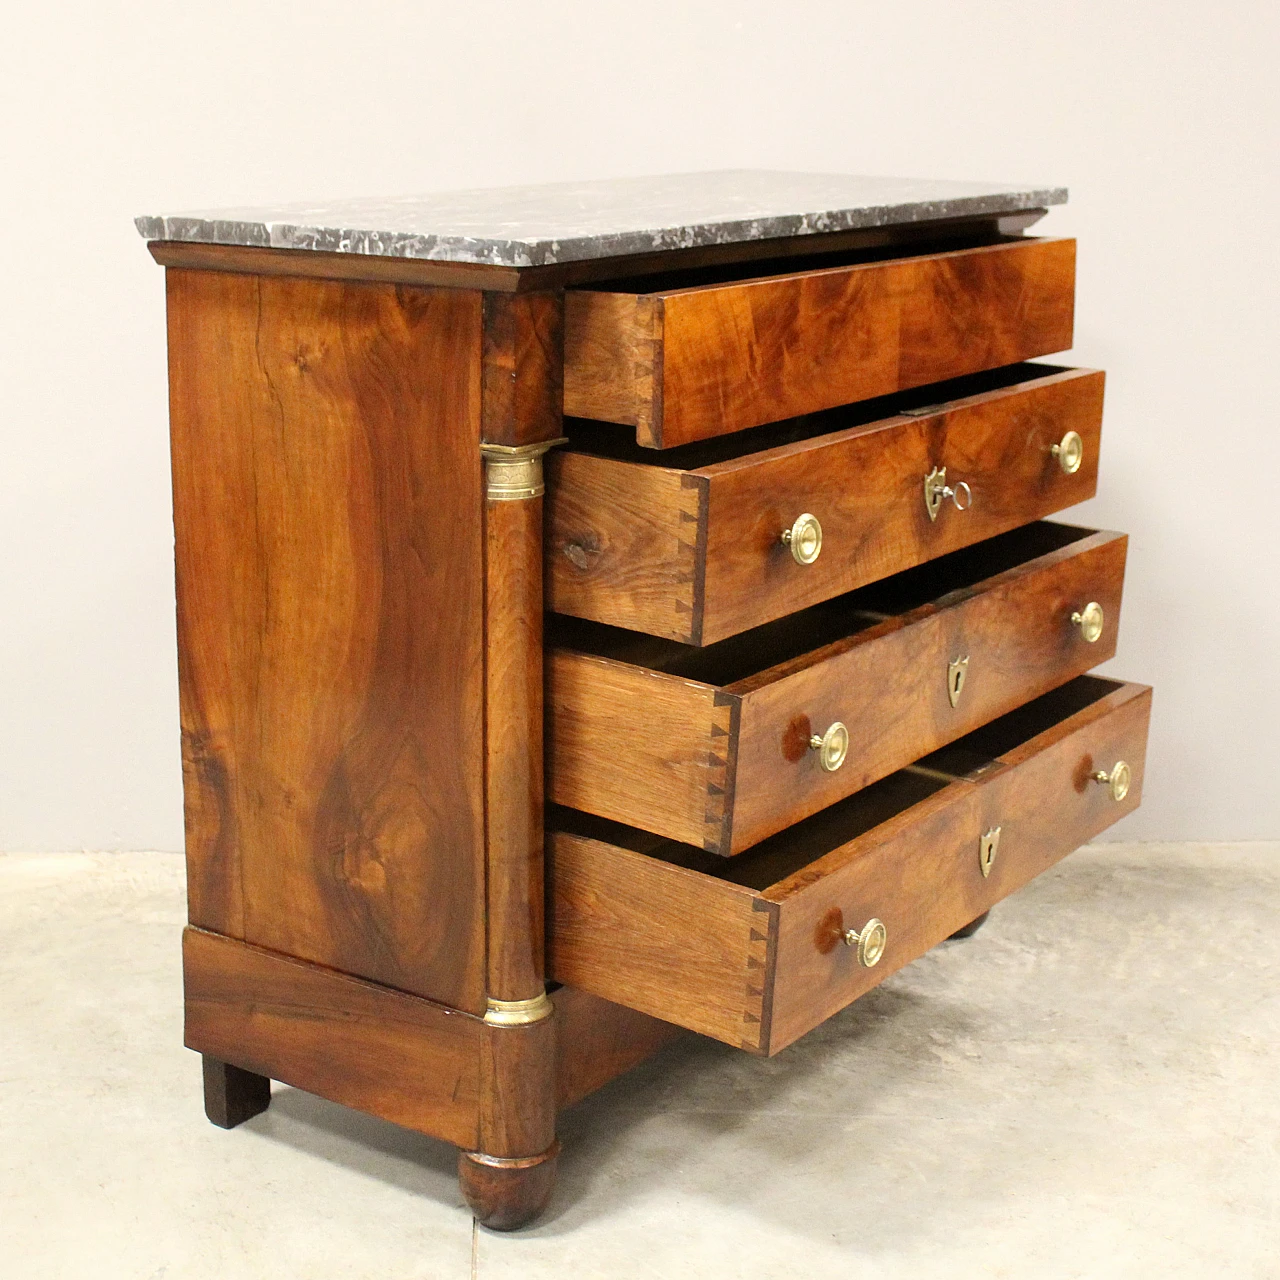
[564, 238, 1077, 447]
[183, 927, 482, 1147]
[166, 270, 487, 1012]
[548, 526, 1126, 855]
[547, 679, 1152, 1056]
[548, 366, 1104, 644]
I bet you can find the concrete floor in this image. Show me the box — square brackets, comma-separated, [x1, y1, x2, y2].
[2, 845, 1278, 1279]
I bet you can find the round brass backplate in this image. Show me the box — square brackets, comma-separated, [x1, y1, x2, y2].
[809, 721, 849, 772]
[1072, 601, 1105, 643]
[1053, 430, 1084, 475]
[782, 512, 823, 565]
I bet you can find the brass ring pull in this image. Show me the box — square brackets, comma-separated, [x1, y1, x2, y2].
[1071, 601, 1105, 643]
[1092, 761, 1132, 802]
[808, 721, 849, 772]
[1051, 430, 1084, 475]
[843, 918, 887, 967]
[781, 513, 823, 565]
[923, 466, 973, 522]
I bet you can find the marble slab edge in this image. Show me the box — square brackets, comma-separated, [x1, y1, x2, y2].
[135, 189, 1067, 270]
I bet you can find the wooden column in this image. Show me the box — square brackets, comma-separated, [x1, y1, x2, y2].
[457, 293, 566, 1231]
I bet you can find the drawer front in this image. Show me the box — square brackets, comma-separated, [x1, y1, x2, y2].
[765, 683, 1151, 1051]
[547, 679, 1151, 1055]
[729, 528, 1127, 853]
[547, 526, 1126, 856]
[547, 365, 1104, 645]
[564, 238, 1076, 448]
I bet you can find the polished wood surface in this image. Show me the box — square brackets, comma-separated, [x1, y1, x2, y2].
[483, 493, 551, 1004]
[167, 269, 488, 1011]
[548, 365, 1104, 644]
[547, 678, 1151, 1054]
[482, 292, 564, 446]
[765, 679, 1152, 1050]
[183, 927, 482, 1147]
[549, 831, 775, 1051]
[149, 209, 1044, 294]
[548, 524, 1126, 854]
[458, 1145, 560, 1231]
[565, 238, 1076, 447]
[546, 450, 704, 642]
[547, 650, 739, 851]
[553, 987, 685, 1110]
[201, 1055, 270, 1128]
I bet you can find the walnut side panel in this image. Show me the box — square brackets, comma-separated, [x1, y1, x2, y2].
[545, 651, 730, 848]
[167, 270, 487, 1011]
[183, 927, 481, 1147]
[547, 833, 772, 1051]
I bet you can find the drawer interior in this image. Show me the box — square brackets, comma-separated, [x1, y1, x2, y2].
[551, 673, 1123, 895]
[563, 361, 1074, 467]
[549, 520, 1100, 687]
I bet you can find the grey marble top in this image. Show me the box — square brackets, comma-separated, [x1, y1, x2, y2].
[136, 170, 1066, 269]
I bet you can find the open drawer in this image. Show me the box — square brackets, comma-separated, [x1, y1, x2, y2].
[548, 362, 1105, 644]
[547, 522, 1127, 855]
[563, 236, 1075, 448]
[548, 676, 1151, 1055]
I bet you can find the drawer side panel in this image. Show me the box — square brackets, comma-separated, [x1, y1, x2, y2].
[547, 833, 773, 1051]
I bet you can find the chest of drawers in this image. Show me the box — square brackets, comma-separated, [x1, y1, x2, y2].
[138, 171, 1149, 1232]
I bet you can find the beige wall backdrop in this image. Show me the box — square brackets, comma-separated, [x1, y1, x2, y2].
[2, 0, 1276, 850]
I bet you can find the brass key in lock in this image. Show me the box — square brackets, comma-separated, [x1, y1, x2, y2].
[923, 466, 972, 522]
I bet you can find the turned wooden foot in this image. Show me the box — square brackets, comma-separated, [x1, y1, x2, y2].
[202, 1054, 271, 1128]
[458, 1142, 559, 1231]
[949, 910, 991, 940]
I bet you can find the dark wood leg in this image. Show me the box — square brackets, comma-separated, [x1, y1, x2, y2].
[201, 1053, 271, 1128]
[949, 910, 991, 940]
[459, 1142, 560, 1231]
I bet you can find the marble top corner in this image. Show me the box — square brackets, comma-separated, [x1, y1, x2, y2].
[135, 170, 1067, 269]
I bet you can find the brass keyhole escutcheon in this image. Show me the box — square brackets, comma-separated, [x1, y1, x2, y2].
[923, 466, 973, 522]
[1092, 761, 1132, 803]
[808, 721, 849, 772]
[781, 512, 823, 565]
[948, 655, 970, 708]
[843, 917, 887, 967]
[1071, 601, 1105, 643]
[1051, 430, 1084, 475]
[979, 826, 1001, 878]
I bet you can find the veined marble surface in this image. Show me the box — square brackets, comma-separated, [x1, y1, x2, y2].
[135, 170, 1066, 268]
